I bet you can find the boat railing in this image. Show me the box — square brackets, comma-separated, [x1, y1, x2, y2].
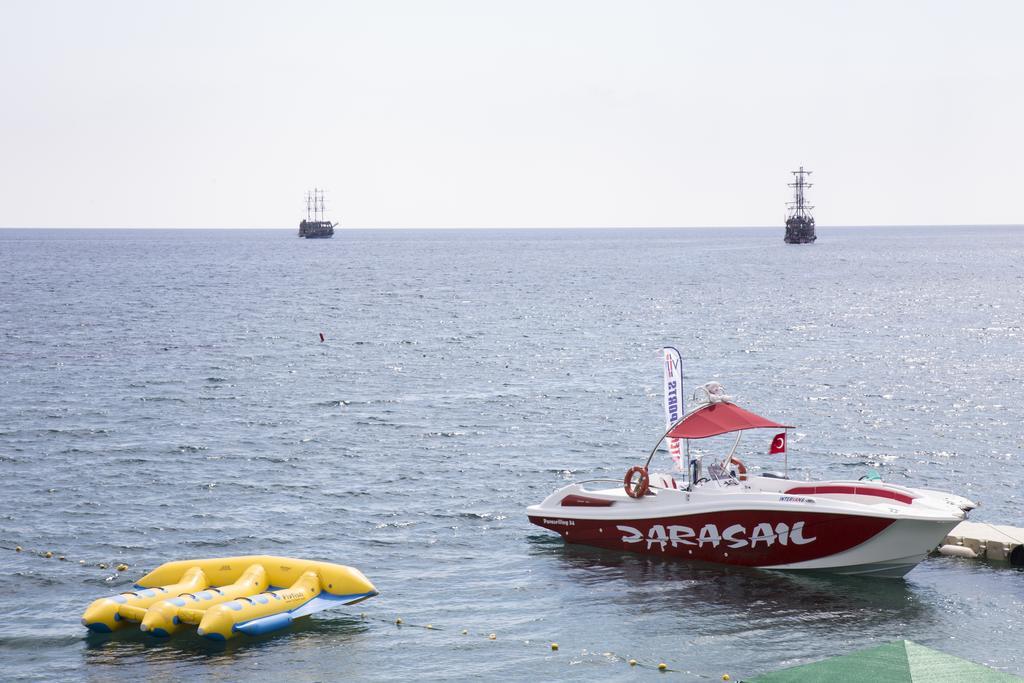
[574, 478, 690, 494]
[574, 478, 624, 488]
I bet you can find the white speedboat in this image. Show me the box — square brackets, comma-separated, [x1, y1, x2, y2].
[527, 386, 974, 578]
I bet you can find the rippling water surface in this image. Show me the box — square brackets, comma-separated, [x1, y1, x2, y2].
[1, 226, 1022, 681]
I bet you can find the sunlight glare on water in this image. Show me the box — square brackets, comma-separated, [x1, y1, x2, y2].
[0, 226, 1022, 681]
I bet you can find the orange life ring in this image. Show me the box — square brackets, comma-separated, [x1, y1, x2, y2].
[624, 466, 650, 498]
[730, 457, 747, 482]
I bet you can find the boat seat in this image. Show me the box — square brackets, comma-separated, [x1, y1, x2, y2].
[650, 473, 681, 490]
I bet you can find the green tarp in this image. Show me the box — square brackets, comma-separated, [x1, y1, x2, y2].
[747, 640, 1019, 682]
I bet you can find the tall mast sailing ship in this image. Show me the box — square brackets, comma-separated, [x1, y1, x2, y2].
[784, 166, 816, 244]
[298, 188, 337, 239]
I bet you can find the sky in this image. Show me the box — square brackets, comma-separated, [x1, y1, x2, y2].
[1, 1, 1022, 229]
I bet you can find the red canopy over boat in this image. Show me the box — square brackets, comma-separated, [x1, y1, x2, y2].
[667, 402, 792, 440]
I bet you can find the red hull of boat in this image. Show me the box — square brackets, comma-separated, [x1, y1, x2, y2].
[528, 510, 895, 567]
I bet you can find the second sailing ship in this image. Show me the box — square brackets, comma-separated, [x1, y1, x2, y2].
[784, 167, 816, 244]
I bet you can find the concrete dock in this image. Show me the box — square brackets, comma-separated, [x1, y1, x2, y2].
[938, 521, 1024, 566]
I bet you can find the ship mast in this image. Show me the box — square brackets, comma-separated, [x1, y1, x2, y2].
[787, 167, 813, 220]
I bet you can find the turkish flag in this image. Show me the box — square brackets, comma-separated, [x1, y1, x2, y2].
[769, 432, 787, 454]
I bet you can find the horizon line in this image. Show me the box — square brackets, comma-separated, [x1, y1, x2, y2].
[3, 224, 1023, 231]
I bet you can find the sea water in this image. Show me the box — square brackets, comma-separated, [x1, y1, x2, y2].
[0, 226, 1021, 681]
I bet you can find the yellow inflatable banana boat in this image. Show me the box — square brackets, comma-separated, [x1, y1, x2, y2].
[82, 555, 377, 640]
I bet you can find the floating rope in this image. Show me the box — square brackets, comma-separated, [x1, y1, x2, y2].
[357, 612, 730, 678]
[6, 544, 733, 678]
[2, 541, 130, 574]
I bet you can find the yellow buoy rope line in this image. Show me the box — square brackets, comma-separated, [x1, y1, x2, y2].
[3, 541, 130, 573]
[11, 543, 731, 678]
[358, 612, 731, 678]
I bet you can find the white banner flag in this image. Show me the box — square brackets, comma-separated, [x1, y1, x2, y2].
[661, 347, 685, 472]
